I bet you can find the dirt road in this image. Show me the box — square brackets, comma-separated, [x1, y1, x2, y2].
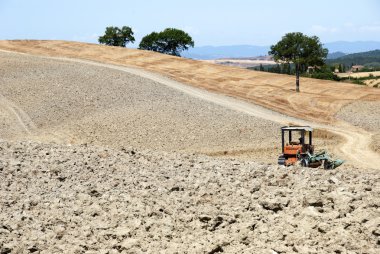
[1, 50, 379, 169]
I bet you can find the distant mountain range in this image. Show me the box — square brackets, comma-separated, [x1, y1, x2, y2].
[327, 51, 346, 59]
[183, 41, 380, 60]
[182, 45, 269, 60]
[323, 41, 380, 54]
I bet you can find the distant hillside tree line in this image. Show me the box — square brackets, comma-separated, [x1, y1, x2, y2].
[254, 48, 380, 78]
[326, 50, 380, 69]
[250, 63, 340, 82]
[98, 26, 194, 57]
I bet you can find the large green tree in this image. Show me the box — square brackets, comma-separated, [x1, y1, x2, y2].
[269, 32, 328, 92]
[139, 28, 194, 56]
[98, 26, 135, 47]
[138, 32, 160, 52]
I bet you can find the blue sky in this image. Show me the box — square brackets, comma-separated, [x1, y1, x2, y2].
[0, 0, 379, 46]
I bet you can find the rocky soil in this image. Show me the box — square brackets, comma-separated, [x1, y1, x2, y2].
[0, 140, 379, 254]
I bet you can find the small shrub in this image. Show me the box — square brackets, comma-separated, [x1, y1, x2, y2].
[309, 71, 340, 81]
[352, 79, 365, 85]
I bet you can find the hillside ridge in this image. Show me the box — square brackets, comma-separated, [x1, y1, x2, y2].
[1, 40, 379, 124]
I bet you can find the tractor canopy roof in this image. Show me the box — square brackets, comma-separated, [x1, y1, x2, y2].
[281, 126, 313, 132]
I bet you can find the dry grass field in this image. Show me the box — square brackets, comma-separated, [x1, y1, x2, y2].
[336, 72, 380, 87]
[337, 71, 380, 78]
[364, 79, 380, 87]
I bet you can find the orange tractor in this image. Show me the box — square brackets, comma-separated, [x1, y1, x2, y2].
[278, 126, 344, 169]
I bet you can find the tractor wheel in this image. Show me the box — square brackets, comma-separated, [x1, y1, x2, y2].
[278, 155, 286, 166]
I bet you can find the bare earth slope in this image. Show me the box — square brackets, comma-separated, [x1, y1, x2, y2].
[0, 51, 283, 162]
[0, 40, 379, 124]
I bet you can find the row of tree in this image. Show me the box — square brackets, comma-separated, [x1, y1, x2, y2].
[253, 63, 343, 77]
[98, 26, 194, 57]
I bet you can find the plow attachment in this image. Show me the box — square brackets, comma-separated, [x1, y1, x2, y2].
[300, 150, 344, 169]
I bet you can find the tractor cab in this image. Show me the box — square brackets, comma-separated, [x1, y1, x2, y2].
[278, 126, 315, 166]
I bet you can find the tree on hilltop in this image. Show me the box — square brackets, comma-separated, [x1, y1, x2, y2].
[269, 32, 328, 92]
[98, 26, 135, 47]
[138, 32, 160, 52]
[139, 28, 194, 57]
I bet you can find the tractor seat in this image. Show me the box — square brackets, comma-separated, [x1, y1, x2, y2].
[289, 141, 300, 145]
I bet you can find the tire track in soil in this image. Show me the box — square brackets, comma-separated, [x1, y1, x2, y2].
[0, 94, 36, 135]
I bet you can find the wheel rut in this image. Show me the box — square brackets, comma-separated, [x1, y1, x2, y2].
[0, 94, 36, 135]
